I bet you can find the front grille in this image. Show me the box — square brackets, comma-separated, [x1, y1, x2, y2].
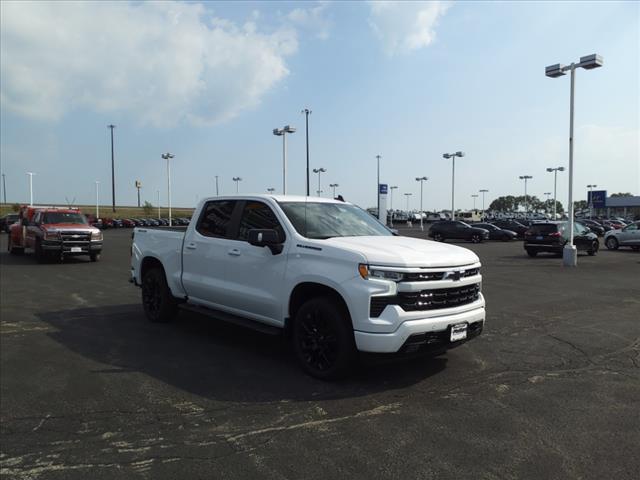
[403, 268, 479, 282]
[60, 231, 92, 243]
[370, 283, 480, 317]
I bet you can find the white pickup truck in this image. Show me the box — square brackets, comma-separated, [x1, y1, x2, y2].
[131, 195, 485, 379]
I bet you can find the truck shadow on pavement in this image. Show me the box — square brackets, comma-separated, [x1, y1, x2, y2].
[37, 304, 447, 402]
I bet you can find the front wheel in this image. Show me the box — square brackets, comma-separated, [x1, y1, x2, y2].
[34, 239, 46, 263]
[605, 237, 619, 250]
[526, 249, 538, 257]
[90, 252, 101, 262]
[292, 297, 356, 380]
[587, 241, 599, 256]
[433, 233, 444, 242]
[471, 234, 482, 243]
[142, 267, 177, 323]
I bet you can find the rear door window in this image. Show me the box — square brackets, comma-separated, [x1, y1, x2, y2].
[196, 200, 238, 238]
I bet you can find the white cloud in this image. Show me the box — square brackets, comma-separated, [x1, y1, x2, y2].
[287, 1, 332, 40]
[0, 1, 298, 127]
[368, 1, 451, 56]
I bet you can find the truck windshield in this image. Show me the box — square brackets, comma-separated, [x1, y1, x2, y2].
[42, 212, 88, 224]
[278, 202, 392, 239]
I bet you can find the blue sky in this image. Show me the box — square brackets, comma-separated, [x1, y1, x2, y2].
[1, 1, 638, 211]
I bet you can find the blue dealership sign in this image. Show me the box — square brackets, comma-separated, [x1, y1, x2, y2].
[588, 190, 607, 208]
[379, 184, 388, 195]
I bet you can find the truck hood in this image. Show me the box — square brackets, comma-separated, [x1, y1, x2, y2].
[322, 236, 480, 268]
[44, 223, 97, 232]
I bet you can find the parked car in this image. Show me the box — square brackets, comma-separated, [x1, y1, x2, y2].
[578, 219, 606, 236]
[472, 223, 517, 241]
[604, 221, 640, 251]
[524, 221, 599, 257]
[489, 220, 528, 239]
[428, 221, 490, 243]
[1, 213, 19, 233]
[122, 219, 136, 228]
[8, 206, 103, 262]
[111, 219, 123, 228]
[131, 195, 486, 379]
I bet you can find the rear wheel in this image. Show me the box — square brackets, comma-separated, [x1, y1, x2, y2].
[605, 237, 619, 250]
[471, 234, 482, 243]
[526, 249, 537, 257]
[433, 233, 444, 242]
[142, 267, 177, 323]
[587, 240, 599, 256]
[292, 297, 356, 380]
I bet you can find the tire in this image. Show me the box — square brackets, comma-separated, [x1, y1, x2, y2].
[587, 241, 599, 256]
[526, 249, 538, 257]
[141, 267, 177, 323]
[433, 233, 444, 242]
[605, 237, 619, 250]
[292, 297, 356, 380]
[90, 252, 101, 262]
[8, 237, 23, 255]
[471, 234, 482, 243]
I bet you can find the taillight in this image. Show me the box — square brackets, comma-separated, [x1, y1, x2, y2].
[549, 232, 561, 237]
[525, 230, 533, 236]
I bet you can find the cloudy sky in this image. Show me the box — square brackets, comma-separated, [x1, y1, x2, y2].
[1, 1, 638, 211]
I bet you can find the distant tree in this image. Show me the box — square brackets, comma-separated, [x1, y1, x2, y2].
[489, 195, 518, 212]
[11, 203, 20, 212]
[573, 200, 588, 211]
[610, 192, 633, 197]
[143, 201, 153, 216]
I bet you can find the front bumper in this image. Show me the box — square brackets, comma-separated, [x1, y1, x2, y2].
[354, 302, 485, 353]
[42, 240, 103, 255]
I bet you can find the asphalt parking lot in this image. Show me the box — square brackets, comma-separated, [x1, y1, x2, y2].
[1, 228, 639, 479]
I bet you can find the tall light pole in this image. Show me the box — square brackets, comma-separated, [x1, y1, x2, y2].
[135, 180, 142, 207]
[546, 53, 604, 267]
[267, 187, 276, 194]
[1, 173, 6, 204]
[302, 109, 311, 196]
[313, 168, 326, 196]
[214, 176, 219, 196]
[587, 184, 597, 218]
[157, 190, 160, 219]
[329, 183, 339, 198]
[415, 176, 428, 231]
[161, 153, 175, 226]
[95, 181, 100, 218]
[519, 175, 533, 217]
[273, 125, 296, 195]
[233, 177, 242, 193]
[471, 194, 478, 211]
[404, 192, 412, 213]
[479, 189, 489, 217]
[546, 167, 565, 220]
[108, 124, 116, 212]
[443, 151, 464, 220]
[26, 172, 35, 206]
[376, 155, 382, 216]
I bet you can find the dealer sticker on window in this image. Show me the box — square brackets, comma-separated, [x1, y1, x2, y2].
[450, 323, 468, 342]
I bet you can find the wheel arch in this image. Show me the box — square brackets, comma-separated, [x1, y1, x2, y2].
[287, 282, 352, 330]
[140, 256, 165, 283]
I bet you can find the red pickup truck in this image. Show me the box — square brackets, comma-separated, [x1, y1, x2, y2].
[8, 206, 103, 262]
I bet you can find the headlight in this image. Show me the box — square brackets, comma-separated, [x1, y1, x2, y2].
[43, 230, 60, 240]
[91, 231, 103, 241]
[358, 264, 404, 281]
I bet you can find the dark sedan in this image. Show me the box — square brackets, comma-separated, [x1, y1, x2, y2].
[524, 221, 599, 257]
[473, 223, 517, 241]
[428, 221, 489, 243]
[489, 219, 528, 238]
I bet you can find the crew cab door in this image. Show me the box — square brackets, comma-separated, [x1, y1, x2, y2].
[181, 199, 241, 305]
[219, 200, 288, 325]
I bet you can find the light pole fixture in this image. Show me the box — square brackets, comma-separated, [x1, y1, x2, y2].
[443, 151, 464, 220]
[587, 184, 597, 218]
[232, 177, 242, 194]
[329, 183, 339, 198]
[26, 172, 36, 206]
[546, 167, 565, 220]
[267, 187, 276, 194]
[479, 189, 489, 215]
[108, 124, 116, 212]
[415, 176, 428, 231]
[519, 175, 533, 217]
[404, 192, 412, 213]
[95, 181, 100, 218]
[273, 125, 296, 195]
[313, 168, 326, 196]
[214, 175, 219, 196]
[161, 153, 175, 226]
[471, 194, 479, 211]
[376, 155, 382, 215]
[546, 53, 603, 267]
[301, 108, 311, 196]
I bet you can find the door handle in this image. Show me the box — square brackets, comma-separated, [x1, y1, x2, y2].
[185, 243, 197, 250]
[228, 248, 241, 256]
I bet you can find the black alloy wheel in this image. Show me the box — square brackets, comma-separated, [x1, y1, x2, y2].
[605, 237, 619, 250]
[433, 233, 444, 242]
[471, 234, 482, 243]
[588, 240, 599, 256]
[142, 268, 177, 323]
[293, 297, 355, 380]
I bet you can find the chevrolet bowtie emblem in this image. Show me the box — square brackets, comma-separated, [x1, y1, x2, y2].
[443, 270, 462, 281]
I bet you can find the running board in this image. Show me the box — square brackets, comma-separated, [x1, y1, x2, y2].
[178, 303, 282, 336]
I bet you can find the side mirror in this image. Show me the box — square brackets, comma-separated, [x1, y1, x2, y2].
[247, 229, 283, 255]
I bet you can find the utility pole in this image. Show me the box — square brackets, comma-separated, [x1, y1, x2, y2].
[1, 173, 6, 204]
[302, 108, 311, 196]
[157, 190, 160, 219]
[135, 180, 142, 207]
[376, 155, 381, 216]
[108, 124, 116, 212]
[215, 176, 219, 196]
